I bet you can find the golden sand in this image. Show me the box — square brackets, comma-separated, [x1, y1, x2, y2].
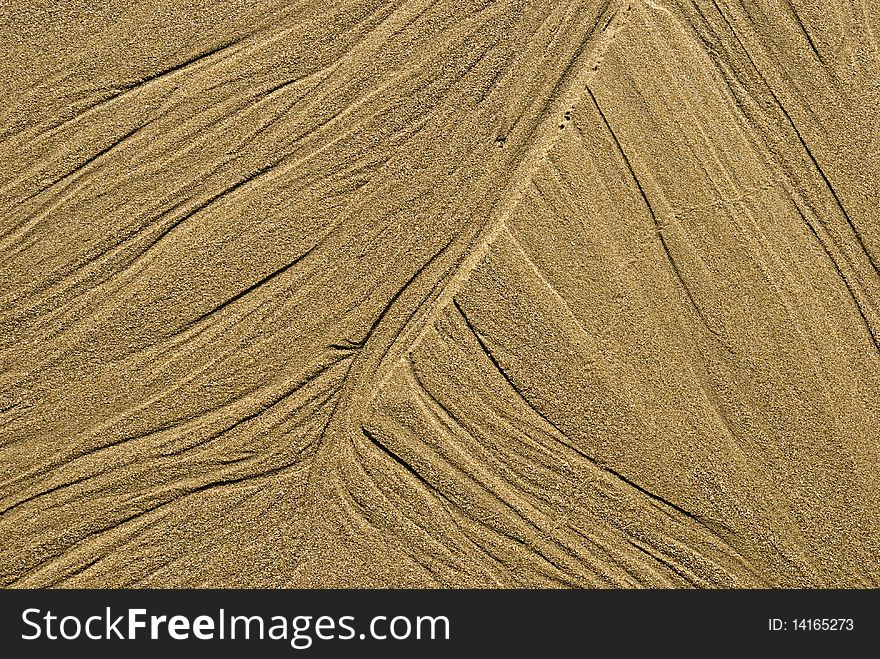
[1, 0, 878, 587]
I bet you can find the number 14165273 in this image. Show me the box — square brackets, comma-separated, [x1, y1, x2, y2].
[768, 618, 854, 631]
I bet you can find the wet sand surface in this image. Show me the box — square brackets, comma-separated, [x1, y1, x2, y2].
[1, 0, 878, 587]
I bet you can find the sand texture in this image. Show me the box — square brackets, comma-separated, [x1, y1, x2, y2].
[1, 0, 879, 588]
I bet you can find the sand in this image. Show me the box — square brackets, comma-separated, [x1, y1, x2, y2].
[0, 0, 878, 588]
